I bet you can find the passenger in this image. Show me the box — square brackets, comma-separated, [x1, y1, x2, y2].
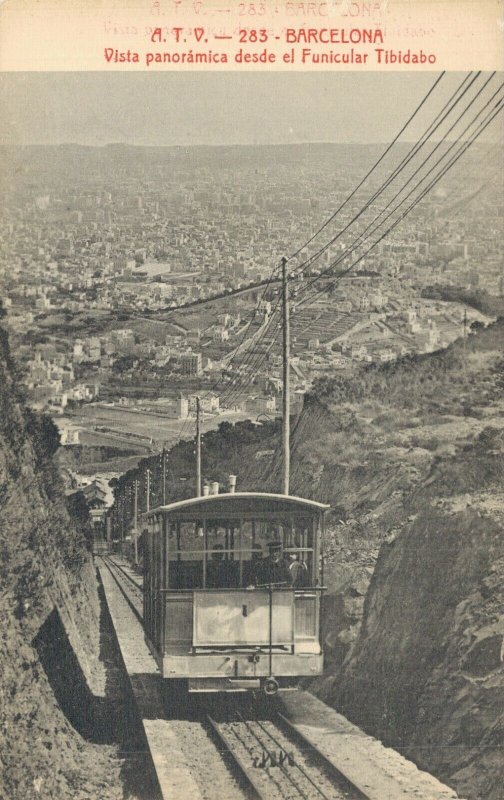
[288, 553, 310, 587]
[206, 545, 234, 588]
[253, 540, 293, 587]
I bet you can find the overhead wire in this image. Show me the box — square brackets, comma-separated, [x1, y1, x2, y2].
[223, 73, 499, 393]
[160, 71, 447, 318]
[293, 92, 504, 314]
[226, 76, 504, 398]
[117, 72, 502, 513]
[198, 71, 453, 404]
[292, 75, 502, 309]
[287, 70, 446, 262]
[286, 71, 480, 282]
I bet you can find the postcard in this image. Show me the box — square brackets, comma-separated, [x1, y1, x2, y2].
[0, 2, 503, 800]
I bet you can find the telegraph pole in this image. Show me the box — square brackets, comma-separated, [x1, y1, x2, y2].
[195, 397, 202, 497]
[162, 447, 167, 505]
[146, 469, 151, 513]
[463, 307, 468, 370]
[134, 480, 139, 565]
[282, 256, 290, 495]
[120, 492, 125, 543]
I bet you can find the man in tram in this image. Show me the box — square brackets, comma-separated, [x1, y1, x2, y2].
[288, 552, 310, 587]
[253, 540, 293, 587]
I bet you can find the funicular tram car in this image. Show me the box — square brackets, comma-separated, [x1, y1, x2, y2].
[143, 491, 329, 694]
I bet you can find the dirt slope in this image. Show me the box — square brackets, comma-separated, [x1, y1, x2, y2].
[0, 324, 124, 800]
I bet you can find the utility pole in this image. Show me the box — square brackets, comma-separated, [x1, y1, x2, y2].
[195, 396, 202, 497]
[282, 255, 290, 496]
[134, 480, 139, 565]
[162, 447, 167, 505]
[463, 307, 468, 369]
[120, 493, 125, 543]
[146, 469, 151, 513]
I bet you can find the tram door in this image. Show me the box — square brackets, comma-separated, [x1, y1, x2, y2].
[144, 529, 157, 646]
[153, 529, 163, 651]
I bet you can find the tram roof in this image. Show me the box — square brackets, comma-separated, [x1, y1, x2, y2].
[146, 492, 329, 517]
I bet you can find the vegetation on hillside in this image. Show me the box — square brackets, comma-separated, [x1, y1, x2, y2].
[422, 285, 504, 317]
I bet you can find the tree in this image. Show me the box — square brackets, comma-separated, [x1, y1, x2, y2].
[112, 355, 137, 373]
[25, 410, 61, 462]
[65, 491, 93, 551]
[470, 320, 485, 332]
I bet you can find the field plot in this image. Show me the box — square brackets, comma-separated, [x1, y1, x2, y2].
[65, 404, 254, 450]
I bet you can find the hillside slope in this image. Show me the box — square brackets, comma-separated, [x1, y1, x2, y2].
[0, 323, 124, 800]
[278, 321, 504, 800]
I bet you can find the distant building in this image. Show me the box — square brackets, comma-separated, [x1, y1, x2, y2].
[112, 328, 135, 344]
[258, 299, 272, 315]
[56, 418, 80, 445]
[189, 393, 219, 413]
[79, 480, 114, 532]
[176, 396, 189, 419]
[84, 382, 100, 399]
[186, 329, 201, 345]
[212, 326, 229, 342]
[179, 352, 202, 376]
[245, 396, 276, 414]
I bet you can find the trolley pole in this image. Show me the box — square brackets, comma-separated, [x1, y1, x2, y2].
[196, 396, 202, 497]
[134, 480, 139, 565]
[146, 469, 151, 513]
[162, 447, 167, 505]
[282, 256, 290, 496]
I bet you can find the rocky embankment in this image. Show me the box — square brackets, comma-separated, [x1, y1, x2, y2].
[274, 320, 504, 800]
[0, 324, 125, 800]
[334, 440, 504, 800]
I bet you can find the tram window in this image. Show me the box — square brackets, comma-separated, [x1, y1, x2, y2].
[206, 520, 239, 588]
[239, 521, 262, 558]
[287, 517, 315, 585]
[248, 519, 292, 554]
[167, 521, 204, 589]
[239, 520, 312, 587]
[206, 520, 238, 559]
[239, 521, 262, 587]
[164, 516, 317, 590]
[289, 518, 313, 549]
[178, 521, 205, 553]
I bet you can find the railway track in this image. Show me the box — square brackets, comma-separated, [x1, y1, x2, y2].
[98, 555, 460, 800]
[100, 557, 371, 800]
[99, 558, 369, 799]
[206, 700, 368, 800]
[101, 555, 143, 619]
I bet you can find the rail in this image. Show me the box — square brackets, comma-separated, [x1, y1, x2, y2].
[100, 556, 143, 621]
[205, 701, 368, 800]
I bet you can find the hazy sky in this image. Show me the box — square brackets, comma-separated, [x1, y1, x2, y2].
[0, 71, 495, 147]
